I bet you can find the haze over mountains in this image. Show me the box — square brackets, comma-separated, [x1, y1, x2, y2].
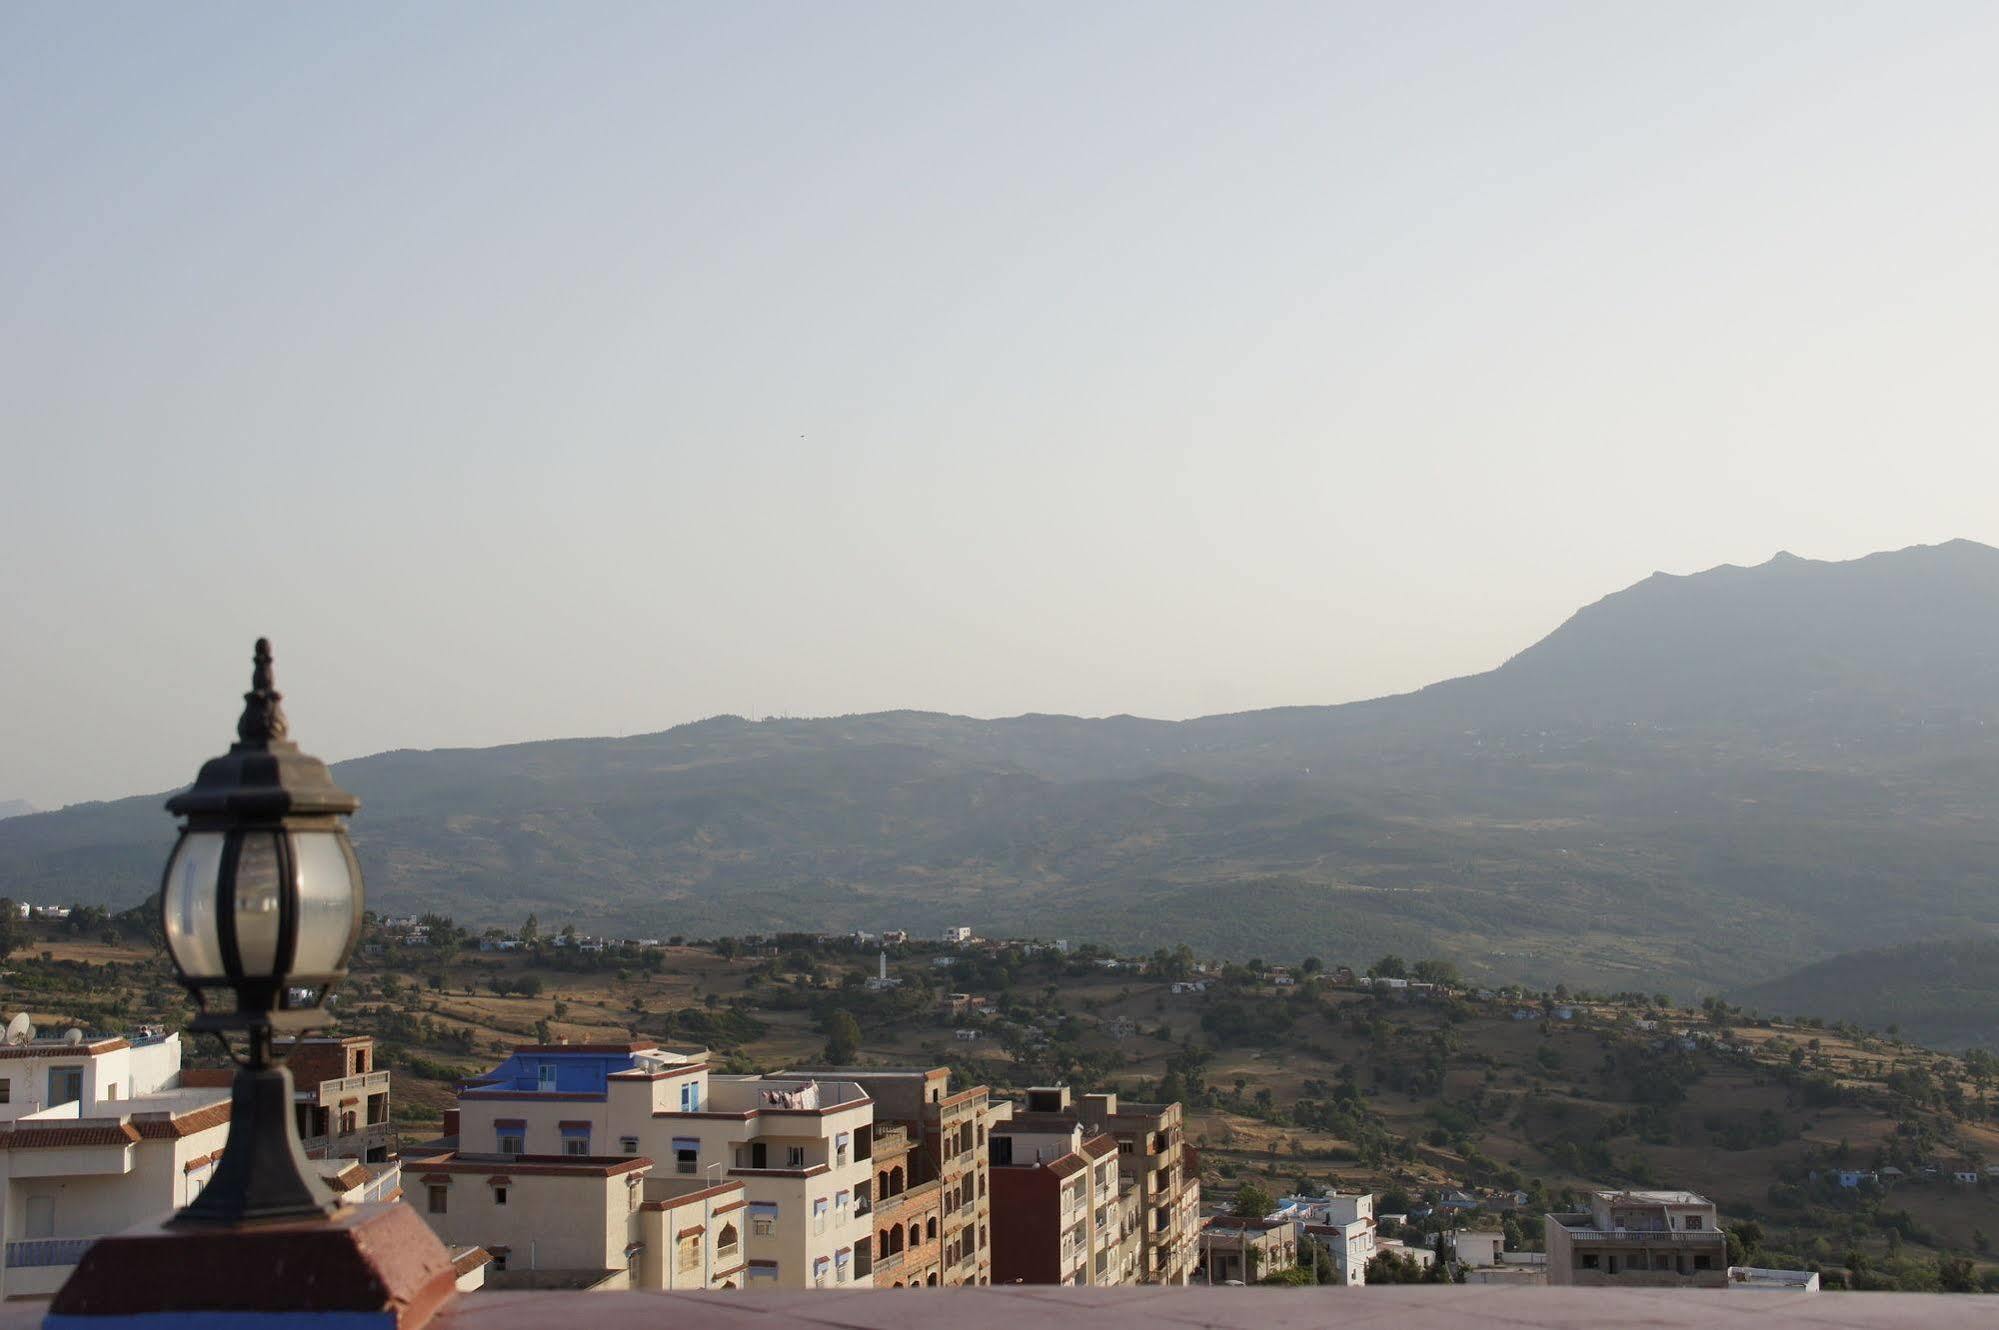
[3, 540, 1997, 1002]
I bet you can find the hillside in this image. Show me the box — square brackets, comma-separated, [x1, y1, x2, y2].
[4, 540, 1999, 995]
[1734, 940, 1999, 1053]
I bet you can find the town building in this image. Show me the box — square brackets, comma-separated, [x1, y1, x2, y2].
[405, 1144, 752, 1292]
[277, 1035, 395, 1163]
[863, 951, 901, 992]
[1199, 1216, 1295, 1284]
[993, 1086, 1198, 1285]
[1276, 1192, 1374, 1285]
[797, 1067, 1003, 1286]
[987, 1104, 1135, 1286]
[940, 927, 974, 945]
[447, 1041, 877, 1289]
[865, 1118, 943, 1287]
[1545, 1190, 1728, 1288]
[0, 1030, 232, 1299]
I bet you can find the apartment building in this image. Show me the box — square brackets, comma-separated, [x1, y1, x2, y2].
[988, 1104, 1135, 1286]
[866, 1121, 942, 1287]
[799, 1067, 1003, 1287]
[449, 1042, 877, 1289]
[281, 1036, 395, 1164]
[1074, 1091, 1200, 1285]
[1546, 1190, 1728, 1288]
[408, 1147, 750, 1291]
[0, 1031, 230, 1299]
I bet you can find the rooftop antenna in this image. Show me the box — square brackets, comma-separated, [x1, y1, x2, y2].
[63, 1028, 84, 1046]
[4, 1013, 32, 1045]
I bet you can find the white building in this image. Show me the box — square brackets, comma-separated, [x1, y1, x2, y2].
[0, 1030, 231, 1298]
[940, 927, 974, 945]
[863, 952, 901, 992]
[1276, 1192, 1374, 1285]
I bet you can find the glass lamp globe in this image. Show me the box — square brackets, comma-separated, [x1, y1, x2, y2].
[160, 639, 364, 1031]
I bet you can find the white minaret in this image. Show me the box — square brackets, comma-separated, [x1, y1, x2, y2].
[878, 950, 889, 982]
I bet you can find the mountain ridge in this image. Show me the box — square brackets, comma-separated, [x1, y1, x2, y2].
[4, 539, 1997, 995]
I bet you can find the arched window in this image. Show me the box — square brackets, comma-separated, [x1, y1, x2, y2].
[927, 1272, 939, 1286]
[978, 1174, 986, 1198]
[907, 1222, 920, 1248]
[717, 1222, 739, 1257]
[878, 1170, 890, 1194]
[890, 1166, 904, 1193]
[926, 1216, 938, 1240]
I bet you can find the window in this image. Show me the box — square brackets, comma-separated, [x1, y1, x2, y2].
[679, 1081, 701, 1112]
[1694, 1254, 1713, 1271]
[814, 1199, 828, 1235]
[676, 1148, 697, 1175]
[565, 1138, 589, 1157]
[678, 1236, 701, 1274]
[537, 1065, 557, 1091]
[1117, 1140, 1133, 1155]
[1580, 1254, 1599, 1270]
[1683, 1215, 1703, 1230]
[622, 1136, 640, 1155]
[48, 1067, 83, 1108]
[499, 1133, 524, 1155]
[366, 1096, 386, 1126]
[492, 1252, 508, 1273]
[753, 1216, 775, 1238]
[493, 1186, 508, 1205]
[718, 1223, 739, 1258]
[428, 1185, 448, 1215]
[787, 1146, 806, 1169]
[0, 1078, 10, 1103]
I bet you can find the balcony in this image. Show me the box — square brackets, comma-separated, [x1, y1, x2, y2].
[1564, 1228, 1726, 1244]
[6, 1237, 95, 1269]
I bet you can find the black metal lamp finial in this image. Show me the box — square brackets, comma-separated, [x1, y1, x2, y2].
[238, 637, 289, 745]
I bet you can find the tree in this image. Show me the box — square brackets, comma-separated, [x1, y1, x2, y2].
[1301, 957, 1323, 975]
[1312, 1245, 1336, 1285]
[521, 914, 540, 947]
[1412, 958, 1460, 986]
[1368, 955, 1408, 980]
[1232, 1183, 1276, 1218]
[822, 1010, 862, 1064]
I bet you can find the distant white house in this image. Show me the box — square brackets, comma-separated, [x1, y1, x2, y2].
[1170, 981, 1208, 995]
[953, 1029, 980, 1041]
[941, 926, 974, 945]
[932, 956, 959, 969]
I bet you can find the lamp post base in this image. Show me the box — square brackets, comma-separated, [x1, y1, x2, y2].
[45, 1203, 458, 1330]
[171, 1060, 339, 1226]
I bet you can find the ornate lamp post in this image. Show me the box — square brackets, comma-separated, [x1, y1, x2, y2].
[52, 640, 458, 1329]
[157, 638, 366, 1223]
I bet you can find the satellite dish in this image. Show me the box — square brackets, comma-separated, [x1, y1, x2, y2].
[3, 1013, 31, 1046]
[63, 1028, 84, 1046]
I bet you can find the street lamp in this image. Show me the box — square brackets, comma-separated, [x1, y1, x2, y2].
[159, 638, 365, 1224]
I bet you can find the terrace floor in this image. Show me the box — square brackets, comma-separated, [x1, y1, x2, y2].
[428, 1286, 1989, 1330]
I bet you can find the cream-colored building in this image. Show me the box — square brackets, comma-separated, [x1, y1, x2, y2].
[0, 1032, 229, 1299]
[450, 1042, 877, 1289]
[1546, 1190, 1728, 1288]
[406, 1149, 657, 1290]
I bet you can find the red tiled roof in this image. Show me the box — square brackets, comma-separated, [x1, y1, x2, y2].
[0, 1122, 140, 1149]
[130, 1100, 231, 1139]
[1082, 1135, 1118, 1159]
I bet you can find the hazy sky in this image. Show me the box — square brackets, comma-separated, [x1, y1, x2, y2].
[5, 2, 1999, 810]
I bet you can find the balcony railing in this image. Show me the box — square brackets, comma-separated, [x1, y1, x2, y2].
[6, 1237, 96, 1269]
[1566, 1229, 1724, 1244]
[362, 1162, 402, 1204]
